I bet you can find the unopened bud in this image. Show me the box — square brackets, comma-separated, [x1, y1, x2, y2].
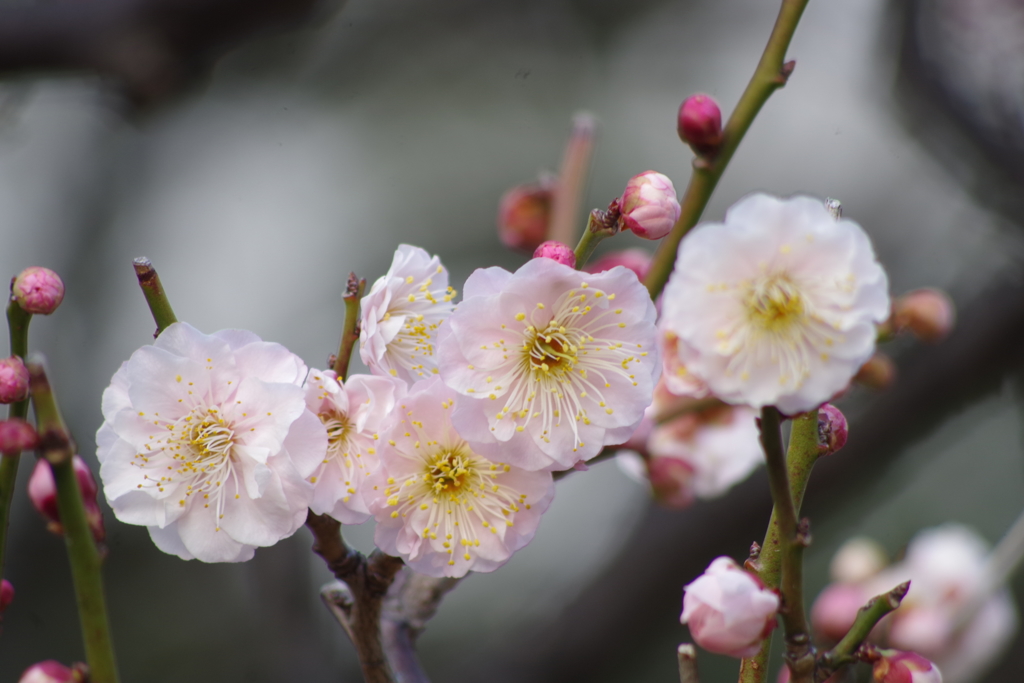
[497, 180, 554, 252]
[817, 404, 848, 455]
[682, 557, 780, 658]
[830, 537, 888, 583]
[873, 650, 943, 683]
[618, 171, 681, 240]
[18, 661, 82, 683]
[533, 240, 576, 268]
[28, 456, 105, 542]
[855, 352, 896, 390]
[0, 356, 29, 404]
[0, 579, 13, 613]
[583, 248, 652, 281]
[12, 267, 64, 315]
[648, 455, 696, 509]
[810, 583, 867, 642]
[0, 418, 38, 454]
[677, 94, 723, 154]
[892, 289, 954, 344]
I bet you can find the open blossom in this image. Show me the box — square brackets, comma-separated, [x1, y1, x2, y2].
[682, 556, 779, 658]
[364, 377, 554, 578]
[360, 245, 456, 384]
[661, 193, 889, 414]
[303, 369, 403, 524]
[96, 322, 326, 563]
[438, 257, 659, 471]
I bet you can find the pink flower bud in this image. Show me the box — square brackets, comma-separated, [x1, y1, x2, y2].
[583, 248, 652, 282]
[12, 267, 65, 315]
[817, 403, 848, 455]
[28, 456, 105, 542]
[497, 181, 554, 251]
[810, 583, 867, 642]
[855, 352, 896, 390]
[873, 650, 943, 683]
[682, 556, 780, 658]
[618, 171, 681, 240]
[18, 661, 80, 683]
[892, 289, 954, 344]
[648, 455, 696, 509]
[0, 579, 13, 613]
[677, 94, 723, 153]
[0, 418, 39, 454]
[0, 356, 29, 404]
[532, 240, 576, 268]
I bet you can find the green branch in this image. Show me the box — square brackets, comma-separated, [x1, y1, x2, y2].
[573, 209, 618, 269]
[29, 358, 120, 683]
[334, 273, 366, 382]
[644, 0, 811, 299]
[818, 582, 909, 679]
[740, 410, 821, 683]
[0, 300, 32, 594]
[133, 257, 178, 336]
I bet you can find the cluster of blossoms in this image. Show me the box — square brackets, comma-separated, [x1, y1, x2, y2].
[811, 525, 1017, 683]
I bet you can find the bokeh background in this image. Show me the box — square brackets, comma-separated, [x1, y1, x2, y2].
[1, 0, 1024, 680]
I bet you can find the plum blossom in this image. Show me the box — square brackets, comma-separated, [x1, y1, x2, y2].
[661, 193, 889, 414]
[96, 322, 326, 563]
[682, 556, 779, 658]
[438, 257, 658, 471]
[364, 377, 554, 578]
[873, 651, 943, 683]
[360, 245, 457, 383]
[303, 369, 403, 524]
[618, 171, 681, 240]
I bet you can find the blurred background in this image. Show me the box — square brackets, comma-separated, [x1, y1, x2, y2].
[1, 0, 1024, 680]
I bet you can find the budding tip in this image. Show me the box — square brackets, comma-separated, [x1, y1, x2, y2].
[678, 93, 723, 154]
[12, 267, 65, 315]
[533, 241, 577, 268]
[817, 403, 848, 455]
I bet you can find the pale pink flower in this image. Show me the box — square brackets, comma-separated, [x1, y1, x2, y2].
[619, 171, 681, 240]
[438, 257, 658, 471]
[360, 245, 456, 383]
[96, 322, 326, 563]
[303, 369, 403, 524]
[647, 403, 762, 502]
[661, 193, 889, 414]
[873, 651, 943, 683]
[659, 331, 709, 399]
[682, 556, 779, 658]
[364, 377, 554, 578]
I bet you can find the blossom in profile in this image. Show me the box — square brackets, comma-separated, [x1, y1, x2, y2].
[661, 193, 889, 414]
[303, 369, 403, 524]
[873, 650, 943, 683]
[360, 245, 457, 384]
[618, 171, 681, 240]
[438, 257, 658, 471]
[364, 377, 554, 578]
[682, 556, 779, 658]
[96, 322, 326, 563]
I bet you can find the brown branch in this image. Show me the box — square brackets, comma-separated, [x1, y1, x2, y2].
[0, 0, 326, 106]
[381, 570, 463, 683]
[307, 511, 404, 683]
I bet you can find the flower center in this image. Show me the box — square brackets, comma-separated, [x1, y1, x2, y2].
[745, 275, 805, 332]
[424, 448, 473, 494]
[184, 417, 235, 464]
[526, 323, 578, 375]
[321, 412, 353, 454]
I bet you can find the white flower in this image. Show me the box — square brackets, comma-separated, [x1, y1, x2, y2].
[661, 193, 889, 414]
[360, 245, 457, 383]
[364, 377, 554, 578]
[303, 369, 403, 524]
[438, 258, 659, 471]
[96, 322, 327, 563]
[647, 403, 762, 501]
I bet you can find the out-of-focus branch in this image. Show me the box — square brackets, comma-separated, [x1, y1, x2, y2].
[677, 644, 700, 683]
[307, 511, 405, 683]
[381, 570, 462, 683]
[0, 0, 325, 105]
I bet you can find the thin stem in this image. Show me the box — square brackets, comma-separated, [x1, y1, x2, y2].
[29, 358, 119, 683]
[334, 274, 366, 381]
[133, 257, 178, 336]
[0, 300, 31, 593]
[678, 643, 700, 683]
[953, 505, 1024, 631]
[740, 410, 821, 683]
[644, 0, 810, 300]
[573, 210, 618, 269]
[549, 113, 597, 247]
[818, 582, 909, 679]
